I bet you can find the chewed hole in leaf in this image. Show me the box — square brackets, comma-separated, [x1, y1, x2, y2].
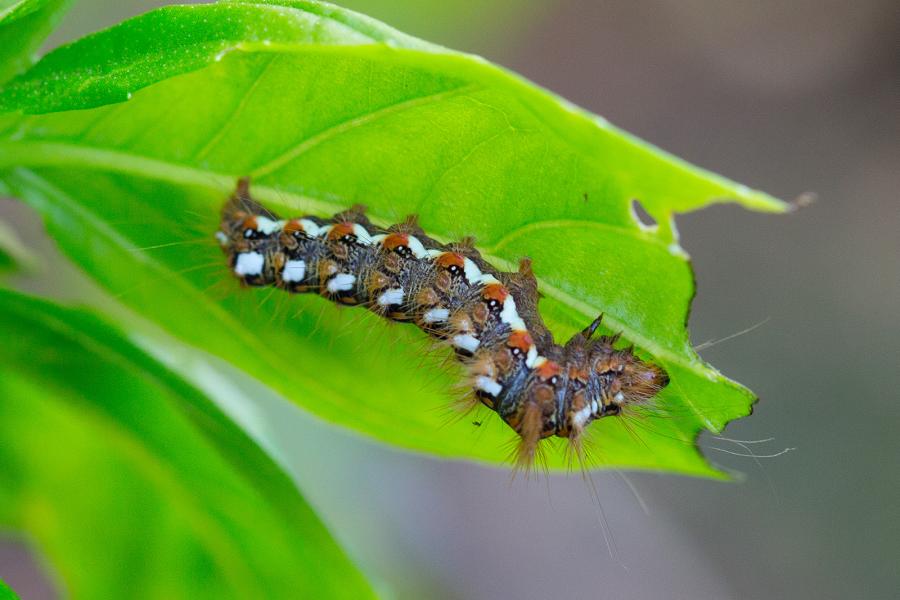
[630, 198, 658, 232]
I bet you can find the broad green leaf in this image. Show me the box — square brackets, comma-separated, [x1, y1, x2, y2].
[0, 0, 435, 112]
[0, 1, 787, 475]
[0, 578, 20, 600]
[0, 0, 73, 84]
[0, 289, 374, 599]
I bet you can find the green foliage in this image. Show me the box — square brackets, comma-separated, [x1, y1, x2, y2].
[0, 577, 21, 600]
[0, 289, 374, 598]
[0, 0, 73, 84]
[0, 0, 786, 475]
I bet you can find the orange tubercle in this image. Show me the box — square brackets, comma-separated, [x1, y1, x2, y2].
[328, 222, 354, 241]
[536, 359, 561, 381]
[283, 219, 305, 235]
[435, 252, 465, 270]
[382, 233, 409, 251]
[507, 330, 533, 353]
[481, 283, 509, 303]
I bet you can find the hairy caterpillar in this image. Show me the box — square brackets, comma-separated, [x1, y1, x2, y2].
[218, 179, 669, 466]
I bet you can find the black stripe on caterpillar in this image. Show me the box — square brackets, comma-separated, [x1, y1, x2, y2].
[217, 178, 669, 466]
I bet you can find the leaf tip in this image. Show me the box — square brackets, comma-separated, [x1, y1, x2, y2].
[729, 183, 792, 213]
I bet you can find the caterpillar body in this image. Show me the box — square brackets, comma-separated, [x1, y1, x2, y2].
[218, 179, 669, 466]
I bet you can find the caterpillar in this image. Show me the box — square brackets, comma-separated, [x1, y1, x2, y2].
[217, 179, 669, 467]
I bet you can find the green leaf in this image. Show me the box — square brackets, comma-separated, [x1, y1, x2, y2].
[0, 0, 73, 84]
[0, 0, 787, 476]
[0, 578, 21, 600]
[0, 288, 374, 599]
[0, 1, 436, 112]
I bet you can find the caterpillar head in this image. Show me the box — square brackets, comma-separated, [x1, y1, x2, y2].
[560, 315, 670, 446]
[590, 342, 669, 411]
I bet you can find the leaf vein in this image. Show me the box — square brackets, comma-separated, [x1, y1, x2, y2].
[192, 54, 279, 162]
[481, 218, 669, 255]
[249, 83, 479, 178]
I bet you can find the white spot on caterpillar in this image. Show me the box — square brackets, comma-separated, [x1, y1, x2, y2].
[532, 356, 547, 368]
[377, 288, 404, 306]
[234, 252, 264, 276]
[406, 235, 428, 259]
[613, 392, 625, 405]
[462, 258, 482, 284]
[352, 224, 374, 245]
[255, 216, 283, 235]
[215, 231, 228, 246]
[478, 273, 500, 286]
[452, 334, 480, 353]
[475, 376, 502, 397]
[370, 234, 387, 245]
[423, 307, 449, 323]
[499, 296, 527, 331]
[525, 345, 539, 368]
[300, 219, 322, 237]
[426, 248, 444, 259]
[572, 405, 593, 428]
[327, 273, 356, 293]
[281, 260, 306, 283]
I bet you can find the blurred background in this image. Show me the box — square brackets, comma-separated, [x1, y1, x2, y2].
[2, 0, 898, 598]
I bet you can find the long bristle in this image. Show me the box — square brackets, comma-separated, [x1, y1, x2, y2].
[512, 402, 543, 475]
[565, 426, 586, 471]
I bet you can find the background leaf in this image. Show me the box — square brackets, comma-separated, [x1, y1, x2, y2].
[0, 289, 374, 599]
[0, 577, 21, 600]
[0, 0, 73, 84]
[0, 0, 787, 475]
